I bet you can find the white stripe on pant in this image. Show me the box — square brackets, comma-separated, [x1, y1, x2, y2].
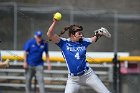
[65, 67, 111, 93]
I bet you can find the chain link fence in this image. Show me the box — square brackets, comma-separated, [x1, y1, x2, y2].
[0, 2, 140, 93]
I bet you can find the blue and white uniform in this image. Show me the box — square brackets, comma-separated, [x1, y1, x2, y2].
[56, 37, 111, 93]
[57, 38, 91, 74]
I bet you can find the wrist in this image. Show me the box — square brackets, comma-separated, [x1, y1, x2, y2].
[93, 34, 102, 42]
[53, 19, 58, 24]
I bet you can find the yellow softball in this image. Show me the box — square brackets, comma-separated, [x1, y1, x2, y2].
[54, 12, 62, 21]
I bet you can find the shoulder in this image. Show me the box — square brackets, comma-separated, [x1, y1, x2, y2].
[56, 37, 67, 47]
[24, 38, 34, 50]
[28, 38, 35, 42]
[26, 38, 34, 45]
[60, 37, 67, 41]
[59, 37, 68, 43]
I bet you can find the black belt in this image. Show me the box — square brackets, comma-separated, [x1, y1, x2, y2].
[70, 67, 89, 76]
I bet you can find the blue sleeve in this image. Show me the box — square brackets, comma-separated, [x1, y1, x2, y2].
[56, 38, 66, 48]
[44, 43, 48, 53]
[24, 40, 30, 52]
[83, 38, 92, 48]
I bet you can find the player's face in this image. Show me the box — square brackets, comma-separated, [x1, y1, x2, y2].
[35, 36, 42, 43]
[73, 31, 83, 41]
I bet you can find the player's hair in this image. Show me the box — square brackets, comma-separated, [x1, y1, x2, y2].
[59, 25, 83, 37]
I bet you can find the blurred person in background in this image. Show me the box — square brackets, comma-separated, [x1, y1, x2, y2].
[0, 59, 9, 68]
[0, 41, 9, 68]
[23, 31, 51, 93]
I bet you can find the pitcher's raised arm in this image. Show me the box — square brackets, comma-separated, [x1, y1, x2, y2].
[47, 19, 60, 44]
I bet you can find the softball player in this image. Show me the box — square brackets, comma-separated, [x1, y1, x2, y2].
[47, 19, 111, 93]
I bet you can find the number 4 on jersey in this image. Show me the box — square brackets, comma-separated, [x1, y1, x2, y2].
[75, 52, 80, 60]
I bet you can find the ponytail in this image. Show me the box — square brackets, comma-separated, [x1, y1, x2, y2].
[59, 26, 70, 36]
[59, 25, 83, 36]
